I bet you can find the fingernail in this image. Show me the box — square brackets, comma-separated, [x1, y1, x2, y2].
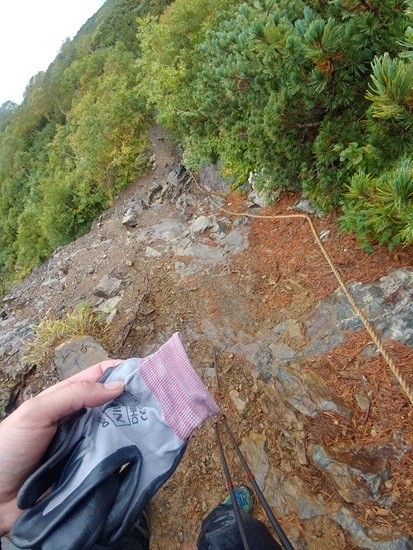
[103, 381, 124, 391]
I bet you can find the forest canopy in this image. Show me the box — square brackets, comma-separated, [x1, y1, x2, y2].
[1, 0, 412, 283]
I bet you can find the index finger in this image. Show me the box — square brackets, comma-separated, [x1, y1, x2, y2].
[41, 359, 124, 396]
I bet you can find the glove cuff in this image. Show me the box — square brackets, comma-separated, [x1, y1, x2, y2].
[139, 333, 219, 440]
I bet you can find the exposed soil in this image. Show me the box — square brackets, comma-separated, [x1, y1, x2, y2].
[3, 123, 413, 549]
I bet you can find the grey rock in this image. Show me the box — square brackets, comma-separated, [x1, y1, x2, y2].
[92, 275, 122, 298]
[122, 208, 139, 227]
[254, 320, 305, 366]
[263, 469, 290, 516]
[229, 342, 271, 372]
[248, 188, 268, 207]
[167, 164, 186, 186]
[122, 200, 146, 227]
[211, 218, 228, 234]
[199, 163, 232, 193]
[148, 183, 164, 205]
[170, 237, 193, 256]
[241, 432, 269, 489]
[295, 268, 413, 361]
[142, 213, 249, 278]
[276, 365, 352, 418]
[89, 296, 105, 307]
[97, 296, 122, 314]
[148, 165, 191, 207]
[174, 261, 200, 277]
[172, 226, 247, 274]
[41, 277, 62, 287]
[265, 468, 327, 519]
[145, 219, 184, 242]
[340, 270, 411, 338]
[224, 228, 248, 253]
[0, 319, 34, 412]
[145, 246, 162, 257]
[304, 299, 340, 342]
[291, 199, 317, 214]
[312, 444, 391, 505]
[106, 308, 118, 324]
[283, 477, 328, 520]
[229, 389, 248, 413]
[191, 215, 211, 233]
[232, 216, 249, 227]
[191, 243, 222, 263]
[269, 342, 295, 361]
[283, 319, 303, 340]
[53, 336, 109, 380]
[199, 243, 226, 264]
[332, 508, 412, 549]
[201, 318, 237, 348]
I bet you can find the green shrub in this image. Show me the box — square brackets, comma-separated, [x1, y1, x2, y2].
[139, 0, 412, 243]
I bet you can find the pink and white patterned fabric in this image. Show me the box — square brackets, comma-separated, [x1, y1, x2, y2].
[140, 332, 219, 440]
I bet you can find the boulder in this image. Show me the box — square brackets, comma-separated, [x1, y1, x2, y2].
[199, 163, 232, 193]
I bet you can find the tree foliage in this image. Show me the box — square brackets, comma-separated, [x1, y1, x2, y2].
[341, 34, 413, 250]
[0, 0, 167, 279]
[138, 0, 413, 247]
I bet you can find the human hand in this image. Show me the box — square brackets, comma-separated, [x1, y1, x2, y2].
[0, 359, 124, 536]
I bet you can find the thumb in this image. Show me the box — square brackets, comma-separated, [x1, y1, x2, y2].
[19, 380, 125, 426]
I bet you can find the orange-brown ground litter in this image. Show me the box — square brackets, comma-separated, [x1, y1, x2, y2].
[225, 190, 413, 540]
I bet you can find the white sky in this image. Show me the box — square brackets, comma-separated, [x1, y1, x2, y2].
[0, 0, 106, 106]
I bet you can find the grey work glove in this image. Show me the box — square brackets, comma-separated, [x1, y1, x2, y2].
[11, 333, 219, 550]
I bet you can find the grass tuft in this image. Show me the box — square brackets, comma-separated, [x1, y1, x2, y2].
[23, 302, 108, 366]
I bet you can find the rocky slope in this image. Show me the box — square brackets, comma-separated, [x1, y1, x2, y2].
[1, 123, 413, 549]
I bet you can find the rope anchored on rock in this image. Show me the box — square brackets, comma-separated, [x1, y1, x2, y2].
[188, 169, 413, 405]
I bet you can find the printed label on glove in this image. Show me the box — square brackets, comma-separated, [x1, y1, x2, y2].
[99, 391, 148, 427]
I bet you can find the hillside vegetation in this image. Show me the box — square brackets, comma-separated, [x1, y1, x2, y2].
[1, 0, 413, 283]
[0, 0, 170, 281]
